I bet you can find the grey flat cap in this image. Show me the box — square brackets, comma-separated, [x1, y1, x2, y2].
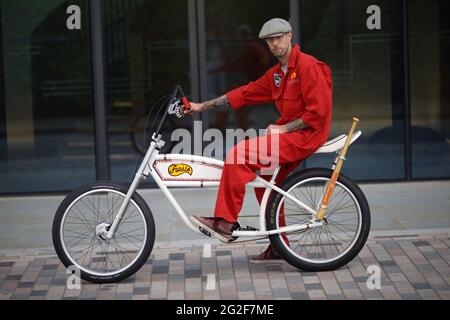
[259, 18, 292, 39]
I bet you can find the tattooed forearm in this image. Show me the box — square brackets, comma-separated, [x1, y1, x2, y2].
[286, 119, 309, 132]
[201, 95, 231, 111]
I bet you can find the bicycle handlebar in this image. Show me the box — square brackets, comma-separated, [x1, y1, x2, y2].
[153, 85, 190, 141]
[181, 96, 191, 112]
[177, 85, 191, 112]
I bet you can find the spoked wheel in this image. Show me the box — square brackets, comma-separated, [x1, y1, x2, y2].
[52, 181, 155, 283]
[266, 168, 370, 271]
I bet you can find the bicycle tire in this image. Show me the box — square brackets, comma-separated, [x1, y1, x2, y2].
[52, 181, 155, 283]
[266, 168, 370, 271]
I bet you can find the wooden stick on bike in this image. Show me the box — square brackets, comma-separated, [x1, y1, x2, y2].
[316, 117, 360, 221]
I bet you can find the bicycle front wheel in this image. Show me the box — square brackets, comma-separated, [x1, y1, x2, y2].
[52, 181, 155, 283]
[266, 168, 370, 271]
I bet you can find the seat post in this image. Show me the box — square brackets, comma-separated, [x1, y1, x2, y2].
[331, 152, 340, 170]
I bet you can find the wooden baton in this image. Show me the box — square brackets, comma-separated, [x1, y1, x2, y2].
[316, 117, 360, 221]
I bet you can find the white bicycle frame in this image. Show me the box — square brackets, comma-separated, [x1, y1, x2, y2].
[106, 129, 362, 241]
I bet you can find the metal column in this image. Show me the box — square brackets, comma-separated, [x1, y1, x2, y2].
[90, 0, 110, 180]
[401, 0, 412, 180]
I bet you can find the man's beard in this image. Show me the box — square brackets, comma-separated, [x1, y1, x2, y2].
[272, 46, 287, 59]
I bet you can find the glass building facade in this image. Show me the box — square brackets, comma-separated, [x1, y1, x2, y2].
[0, 0, 449, 194]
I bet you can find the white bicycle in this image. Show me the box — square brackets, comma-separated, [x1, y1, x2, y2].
[52, 85, 370, 283]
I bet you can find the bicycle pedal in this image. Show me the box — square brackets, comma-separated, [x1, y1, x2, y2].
[199, 227, 211, 237]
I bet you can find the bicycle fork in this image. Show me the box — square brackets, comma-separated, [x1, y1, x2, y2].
[105, 135, 163, 240]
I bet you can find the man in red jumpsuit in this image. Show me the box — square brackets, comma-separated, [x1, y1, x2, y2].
[185, 18, 333, 262]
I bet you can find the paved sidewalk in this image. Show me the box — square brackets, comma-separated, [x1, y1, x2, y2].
[1, 180, 450, 249]
[1, 229, 450, 300]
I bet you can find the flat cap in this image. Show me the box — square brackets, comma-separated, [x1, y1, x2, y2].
[259, 18, 292, 39]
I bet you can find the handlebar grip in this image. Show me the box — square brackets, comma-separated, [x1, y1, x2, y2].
[181, 96, 191, 111]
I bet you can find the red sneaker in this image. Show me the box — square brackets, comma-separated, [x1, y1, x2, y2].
[191, 215, 234, 243]
[250, 246, 284, 264]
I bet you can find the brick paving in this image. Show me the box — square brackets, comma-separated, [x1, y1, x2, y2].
[0, 231, 450, 300]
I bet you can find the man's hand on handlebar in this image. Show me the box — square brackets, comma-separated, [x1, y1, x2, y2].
[183, 102, 203, 116]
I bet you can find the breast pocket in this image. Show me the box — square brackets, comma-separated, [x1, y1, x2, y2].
[284, 88, 301, 101]
[283, 89, 303, 117]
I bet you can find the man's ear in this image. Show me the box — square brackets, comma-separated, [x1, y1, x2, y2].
[287, 32, 293, 42]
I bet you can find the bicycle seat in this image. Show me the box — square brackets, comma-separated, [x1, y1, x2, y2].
[314, 130, 362, 154]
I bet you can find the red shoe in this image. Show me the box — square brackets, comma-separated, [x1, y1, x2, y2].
[250, 246, 284, 264]
[191, 215, 234, 243]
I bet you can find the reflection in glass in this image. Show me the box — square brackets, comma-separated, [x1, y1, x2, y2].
[409, 0, 450, 179]
[102, 0, 192, 183]
[301, 0, 406, 180]
[204, 0, 289, 154]
[0, 0, 94, 193]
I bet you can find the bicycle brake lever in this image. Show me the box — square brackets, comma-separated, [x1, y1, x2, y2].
[181, 96, 191, 112]
[168, 99, 185, 118]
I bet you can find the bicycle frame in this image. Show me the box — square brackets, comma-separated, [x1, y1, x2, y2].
[106, 85, 360, 241]
[106, 133, 324, 240]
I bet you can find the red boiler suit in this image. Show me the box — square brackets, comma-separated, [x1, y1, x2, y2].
[213, 44, 333, 225]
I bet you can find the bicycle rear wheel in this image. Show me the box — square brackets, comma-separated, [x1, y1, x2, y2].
[52, 181, 155, 283]
[266, 168, 370, 271]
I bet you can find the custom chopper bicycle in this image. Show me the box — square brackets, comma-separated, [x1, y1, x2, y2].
[52, 85, 370, 283]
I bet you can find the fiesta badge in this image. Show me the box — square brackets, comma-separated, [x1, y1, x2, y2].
[168, 164, 193, 176]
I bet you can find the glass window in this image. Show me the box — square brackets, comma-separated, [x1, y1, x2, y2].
[0, 0, 95, 194]
[300, 0, 406, 180]
[204, 0, 289, 142]
[102, 0, 192, 183]
[409, 0, 450, 179]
